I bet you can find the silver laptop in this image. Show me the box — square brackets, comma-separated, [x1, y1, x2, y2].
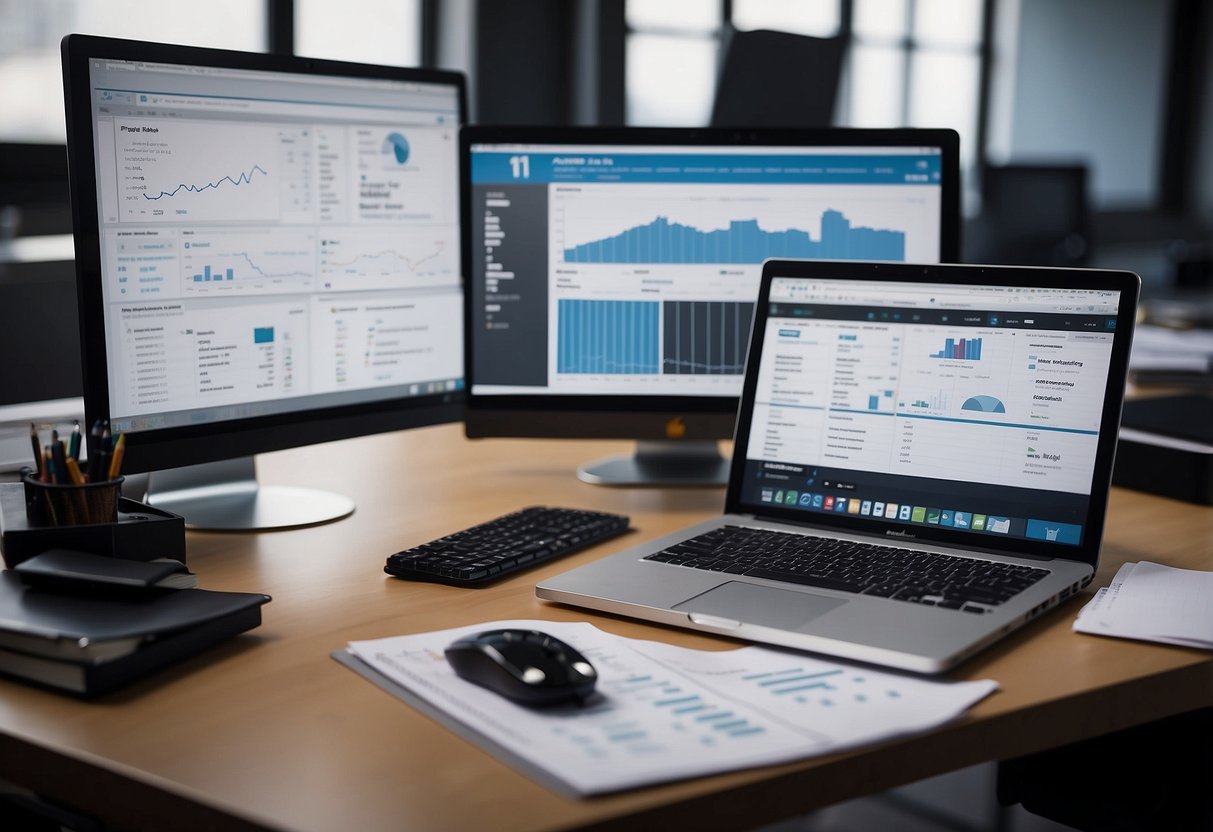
[538, 261, 1139, 673]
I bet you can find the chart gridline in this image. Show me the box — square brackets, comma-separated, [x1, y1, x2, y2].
[662, 301, 755, 375]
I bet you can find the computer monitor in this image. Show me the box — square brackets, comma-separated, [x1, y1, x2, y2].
[62, 35, 465, 530]
[462, 127, 960, 485]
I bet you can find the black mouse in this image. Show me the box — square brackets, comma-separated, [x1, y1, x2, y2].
[444, 629, 597, 706]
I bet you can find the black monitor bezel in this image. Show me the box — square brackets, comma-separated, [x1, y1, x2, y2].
[725, 260, 1140, 568]
[61, 34, 467, 473]
[460, 125, 961, 440]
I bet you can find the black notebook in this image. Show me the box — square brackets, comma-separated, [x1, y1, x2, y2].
[0, 571, 269, 696]
[15, 549, 197, 594]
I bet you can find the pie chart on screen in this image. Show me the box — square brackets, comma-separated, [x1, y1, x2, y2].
[383, 131, 410, 164]
[961, 395, 1006, 413]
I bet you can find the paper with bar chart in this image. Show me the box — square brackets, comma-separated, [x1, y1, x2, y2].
[344, 619, 996, 796]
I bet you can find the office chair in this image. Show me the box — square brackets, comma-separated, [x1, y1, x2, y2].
[972, 163, 1091, 267]
[710, 28, 845, 128]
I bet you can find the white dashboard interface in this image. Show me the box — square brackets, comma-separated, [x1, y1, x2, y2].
[738, 278, 1123, 547]
[87, 58, 462, 433]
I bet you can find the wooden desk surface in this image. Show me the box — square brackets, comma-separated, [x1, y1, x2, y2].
[1, 424, 1211, 832]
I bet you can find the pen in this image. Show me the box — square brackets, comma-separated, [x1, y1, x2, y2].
[30, 423, 41, 480]
[107, 433, 126, 481]
[51, 441, 68, 486]
[69, 420, 82, 460]
[94, 425, 112, 483]
[86, 420, 105, 481]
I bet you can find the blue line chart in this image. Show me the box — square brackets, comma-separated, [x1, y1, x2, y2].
[143, 164, 269, 201]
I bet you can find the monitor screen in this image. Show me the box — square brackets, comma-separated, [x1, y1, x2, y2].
[63, 36, 465, 478]
[460, 128, 959, 484]
[732, 272, 1130, 555]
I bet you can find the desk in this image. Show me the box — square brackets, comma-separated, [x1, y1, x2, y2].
[1, 424, 1211, 832]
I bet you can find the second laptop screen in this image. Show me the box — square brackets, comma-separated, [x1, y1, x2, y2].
[468, 143, 946, 399]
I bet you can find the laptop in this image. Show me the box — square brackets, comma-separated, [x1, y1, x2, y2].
[537, 261, 1139, 673]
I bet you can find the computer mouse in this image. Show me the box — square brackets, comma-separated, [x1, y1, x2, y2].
[444, 629, 597, 707]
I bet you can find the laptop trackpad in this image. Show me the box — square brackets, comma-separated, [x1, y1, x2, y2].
[673, 581, 846, 632]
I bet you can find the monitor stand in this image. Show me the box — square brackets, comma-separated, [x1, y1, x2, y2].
[577, 441, 730, 487]
[145, 457, 355, 531]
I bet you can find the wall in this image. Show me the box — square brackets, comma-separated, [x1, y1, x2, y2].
[991, 0, 1173, 210]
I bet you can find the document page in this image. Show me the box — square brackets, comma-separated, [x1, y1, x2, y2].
[1074, 562, 1213, 648]
[344, 619, 997, 796]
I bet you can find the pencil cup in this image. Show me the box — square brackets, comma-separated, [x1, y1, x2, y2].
[23, 475, 124, 528]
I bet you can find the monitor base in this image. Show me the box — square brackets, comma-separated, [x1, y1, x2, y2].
[577, 441, 730, 487]
[146, 457, 354, 531]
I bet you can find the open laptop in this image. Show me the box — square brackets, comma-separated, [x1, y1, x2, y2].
[537, 260, 1139, 673]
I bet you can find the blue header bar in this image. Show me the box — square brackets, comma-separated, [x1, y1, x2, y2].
[471, 151, 942, 186]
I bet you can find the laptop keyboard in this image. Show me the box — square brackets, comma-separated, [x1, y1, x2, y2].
[644, 525, 1049, 613]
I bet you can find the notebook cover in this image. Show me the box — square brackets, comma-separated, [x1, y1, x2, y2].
[15, 549, 193, 590]
[0, 571, 268, 654]
[0, 602, 266, 697]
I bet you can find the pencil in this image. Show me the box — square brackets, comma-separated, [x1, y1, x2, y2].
[107, 433, 126, 481]
[65, 457, 86, 485]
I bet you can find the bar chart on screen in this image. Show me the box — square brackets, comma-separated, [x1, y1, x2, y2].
[180, 230, 316, 294]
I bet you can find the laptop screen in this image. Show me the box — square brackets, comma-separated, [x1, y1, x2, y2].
[735, 274, 1127, 550]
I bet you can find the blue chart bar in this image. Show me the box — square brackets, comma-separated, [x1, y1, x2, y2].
[194, 264, 236, 282]
[757, 669, 844, 698]
[557, 299, 659, 374]
[867, 390, 893, 411]
[563, 209, 905, 264]
[930, 336, 983, 360]
[253, 327, 274, 344]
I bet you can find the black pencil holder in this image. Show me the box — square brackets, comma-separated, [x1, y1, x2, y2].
[23, 475, 125, 528]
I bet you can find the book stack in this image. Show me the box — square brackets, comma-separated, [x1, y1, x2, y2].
[0, 550, 270, 697]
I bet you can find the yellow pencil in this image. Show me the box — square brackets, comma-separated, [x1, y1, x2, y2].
[107, 433, 126, 481]
[65, 457, 86, 485]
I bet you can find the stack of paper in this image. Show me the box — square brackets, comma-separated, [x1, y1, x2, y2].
[337, 620, 997, 796]
[1074, 562, 1213, 648]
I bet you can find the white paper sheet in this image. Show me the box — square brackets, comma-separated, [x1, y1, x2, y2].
[345, 619, 997, 796]
[1074, 561, 1213, 648]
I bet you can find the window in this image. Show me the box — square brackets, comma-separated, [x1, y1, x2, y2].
[294, 0, 421, 67]
[625, 0, 722, 126]
[624, 0, 986, 178]
[841, 0, 984, 172]
[0, 0, 266, 142]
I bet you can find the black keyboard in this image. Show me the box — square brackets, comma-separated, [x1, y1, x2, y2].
[644, 525, 1049, 613]
[385, 507, 630, 587]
